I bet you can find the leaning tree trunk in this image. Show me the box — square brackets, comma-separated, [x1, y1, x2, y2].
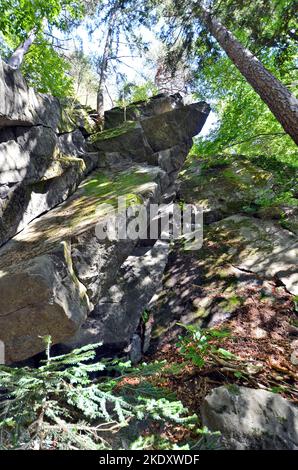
[7, 28, 37, 69]
[199, 6, 298, 145]
[97, 11, 117, 119]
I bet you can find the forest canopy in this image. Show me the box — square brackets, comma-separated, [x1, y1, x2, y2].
[0, 0, 297, 157]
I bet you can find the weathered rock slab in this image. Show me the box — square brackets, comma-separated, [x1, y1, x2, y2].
[104, 93, 184, 129]
[215, 215, 298, 295]
[0, 241, 89, 363]
[91, 101, 210, 167]
[66, 240, 170, 351]
[0, 126, 98, 247]
[201, 385, 298, 450]
[90, 121, 155, 163]
[0, 60, 61, 129]
[0, 165, 171, 362]
[179, 155, 274, 222]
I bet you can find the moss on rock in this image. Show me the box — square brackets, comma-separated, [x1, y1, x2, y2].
[90, 121, 138, 144]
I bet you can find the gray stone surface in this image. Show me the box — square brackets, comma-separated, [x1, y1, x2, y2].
[0, 64, 210, 362]
[0, 60, 61, 129]
[0, 113, 97, 247]
[91, 101, 210, 168]
[0, 162, 86, 247]
[104, 93, 184, 129]
[90, 122, 155, 163]
[201, 385, 298, 450]
[0, 125, 88, 247]
[149, 154, 298, 356]
[65, 240, 170, 351]
[217, 215, 298, 295]
[0, 126, 58, 185]
[140, 102, 210, 152]
[0, 241, 89, 364]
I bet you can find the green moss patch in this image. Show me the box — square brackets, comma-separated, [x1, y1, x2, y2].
[90, 121, 138, 143]
[179, 153, 298, 230]
[0, 165, 162, 267]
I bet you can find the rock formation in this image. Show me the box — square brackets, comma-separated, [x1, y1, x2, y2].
[1, 61, 297, 451]
[201, 385, 298, 450]
[0, 61, 210, 363]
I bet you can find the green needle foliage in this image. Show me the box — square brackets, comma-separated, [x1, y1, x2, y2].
[0, 340, 216, 450]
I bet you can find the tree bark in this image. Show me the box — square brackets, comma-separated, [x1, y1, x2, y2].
[199, 6, 298, 145]
[7, 28, 37, 69]
[97, 11, 117, 118]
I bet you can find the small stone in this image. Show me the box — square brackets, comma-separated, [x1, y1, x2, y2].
[288, 325, 298, 336]
[290, 339, 298, 350]
[192, 296, 211, 309]
[207, 311, 231, 327]
[252, 327, 268, 339]
[290, 350, 298, 365]
[129, 334, 142, 364]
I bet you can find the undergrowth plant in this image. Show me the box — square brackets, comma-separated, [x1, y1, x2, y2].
[177, 324, 235, 368]
[0, 339, 218, 450]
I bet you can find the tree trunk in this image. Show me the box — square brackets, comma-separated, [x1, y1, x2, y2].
[96, 11, 117, 118]
[7, 28, 37, 69]
[199, 6, 298, 145]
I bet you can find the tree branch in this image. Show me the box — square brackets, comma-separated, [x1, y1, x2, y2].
[221, 132, 286, 150]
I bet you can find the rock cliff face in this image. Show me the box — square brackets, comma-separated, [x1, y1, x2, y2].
[0, 62, 98, 248]
[0, 61, 210, 363]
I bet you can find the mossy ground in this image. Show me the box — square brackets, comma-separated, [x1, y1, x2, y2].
[179, 153, 298, 233]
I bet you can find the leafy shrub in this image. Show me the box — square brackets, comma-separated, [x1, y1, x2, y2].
[177, 324, 235, 368]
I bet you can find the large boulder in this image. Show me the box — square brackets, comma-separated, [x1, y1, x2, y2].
[66, 239, 170, 351]
[0, 60, 61, 130]
[201, 385, 298, 450]
[140, 102, 210, 152]
[91, 102, 210, 166]
[0, 165, 172, 363]
[0, 242, 89, 363]
[150, 213, 298, 349]
[0, 126, 97, 247]
[104, 93, 184, 129]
